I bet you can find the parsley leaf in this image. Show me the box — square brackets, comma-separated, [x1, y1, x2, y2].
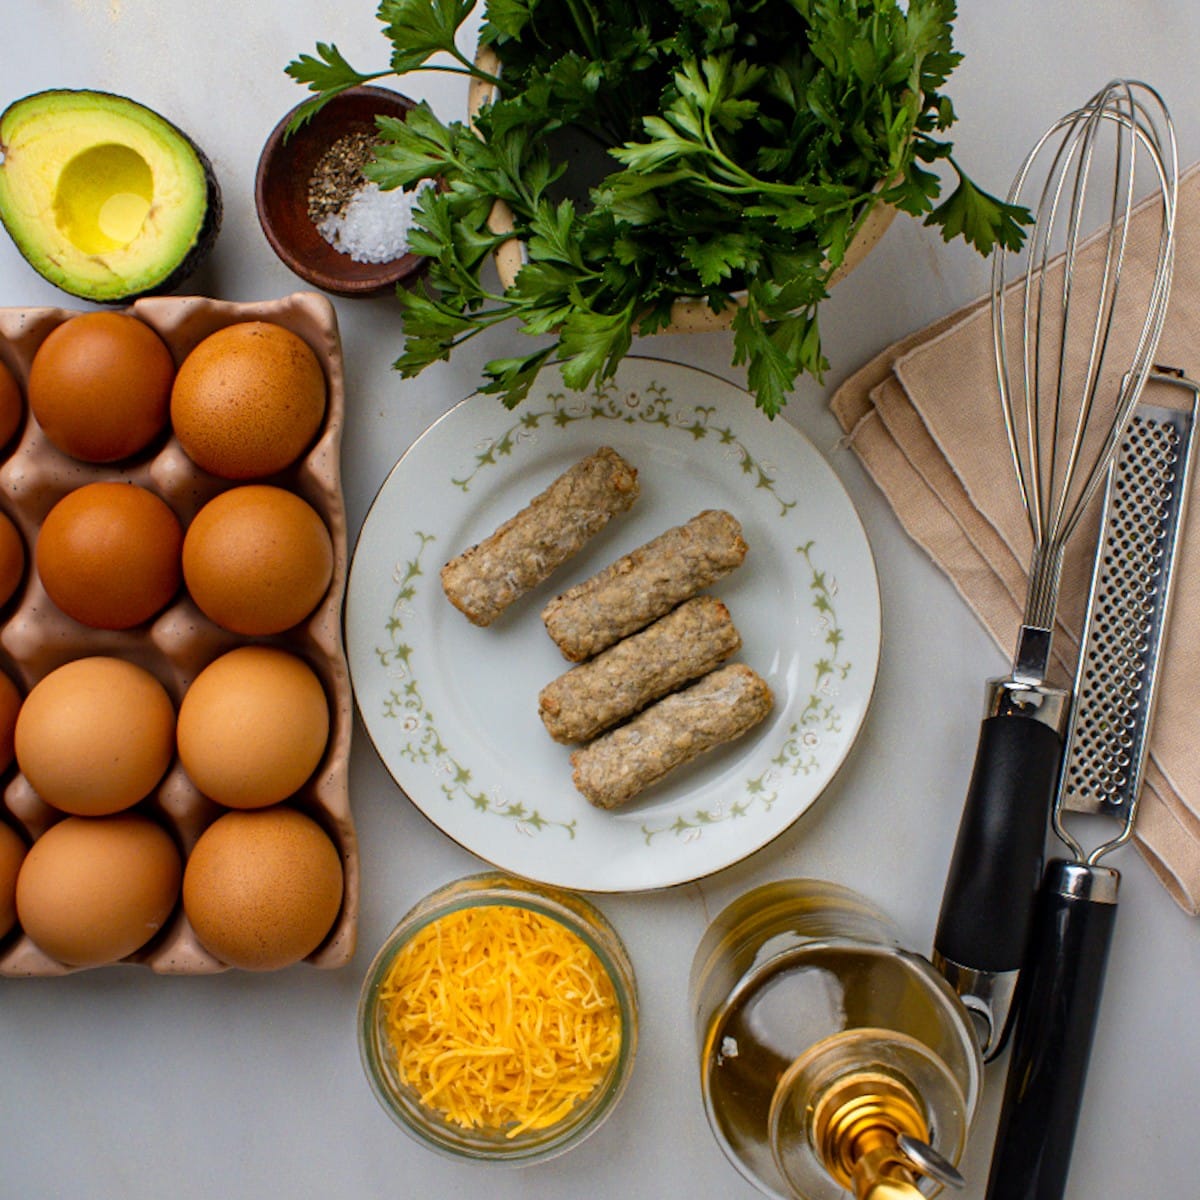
[926, 163, 1032, 255]
[378, 0, 484, 73]
[283, 43, 389, 129]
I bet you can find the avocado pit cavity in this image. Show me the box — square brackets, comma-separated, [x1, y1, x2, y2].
[55, 143, 154, 253]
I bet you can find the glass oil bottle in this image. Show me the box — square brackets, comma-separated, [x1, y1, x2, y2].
[691, 879, 982, 1199]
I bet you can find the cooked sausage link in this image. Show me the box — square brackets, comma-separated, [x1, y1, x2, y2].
[542, 509, 747, 661]
[570, 663, 774, 809]
[440, 446, 639, 626]
[538, 596, 741, 744]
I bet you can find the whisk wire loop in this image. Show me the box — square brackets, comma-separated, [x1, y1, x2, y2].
[991, 79, 1177, 665]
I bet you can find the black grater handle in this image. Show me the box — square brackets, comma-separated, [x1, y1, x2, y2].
[985, 859, 1119, 1200]
[935, 712, 1064, 974]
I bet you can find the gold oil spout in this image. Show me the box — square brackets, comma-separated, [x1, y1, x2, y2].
[811, 1071, 963, 1200]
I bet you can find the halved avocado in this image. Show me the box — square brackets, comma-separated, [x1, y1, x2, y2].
[0, 89, 222, 302]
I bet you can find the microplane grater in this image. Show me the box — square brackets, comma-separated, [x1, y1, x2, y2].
[993, 378, 1199, 1200]
[1058, 381, 1198, 828]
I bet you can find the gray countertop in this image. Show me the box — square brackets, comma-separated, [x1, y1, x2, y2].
[3, 3, 1199, 1198]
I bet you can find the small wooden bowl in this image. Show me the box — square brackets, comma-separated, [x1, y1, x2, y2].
[255, 86, 429, 298]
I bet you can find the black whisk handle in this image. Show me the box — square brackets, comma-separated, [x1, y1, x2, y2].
[934, 712, 1063, 1051]
[935, 713, 1063, 969]
[985, 860, 1119, 1200]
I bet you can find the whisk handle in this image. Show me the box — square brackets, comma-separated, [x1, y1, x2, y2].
[985, 860, 1119, 1200]
[934, 710, 1064, 1054]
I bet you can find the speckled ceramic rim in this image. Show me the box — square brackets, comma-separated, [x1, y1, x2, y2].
[357, 872, 639, 1164]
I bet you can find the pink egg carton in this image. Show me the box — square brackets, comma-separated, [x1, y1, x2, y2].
[0, 291, 356, 975]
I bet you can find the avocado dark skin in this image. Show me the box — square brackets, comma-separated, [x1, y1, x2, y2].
[0, 89, 222, 303]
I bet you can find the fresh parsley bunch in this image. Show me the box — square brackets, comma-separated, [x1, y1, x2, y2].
[289, 0, 1028, 416]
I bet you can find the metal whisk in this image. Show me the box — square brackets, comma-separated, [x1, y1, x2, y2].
[933, 80, 1178, 1059]
[995, 79, 1177, 689]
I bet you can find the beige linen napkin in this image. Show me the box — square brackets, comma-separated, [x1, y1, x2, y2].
[831, 163, 1200, 915]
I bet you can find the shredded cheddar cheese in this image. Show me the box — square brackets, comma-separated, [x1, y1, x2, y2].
[380, 903, 622, 1136]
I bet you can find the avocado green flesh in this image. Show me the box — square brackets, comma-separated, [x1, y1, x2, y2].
[0, 89, 221, 302]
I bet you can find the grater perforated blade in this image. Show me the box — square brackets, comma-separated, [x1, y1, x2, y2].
[1057, 376, 1198, 843]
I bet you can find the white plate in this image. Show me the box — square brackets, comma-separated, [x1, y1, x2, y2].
[346, 358, 881, 892]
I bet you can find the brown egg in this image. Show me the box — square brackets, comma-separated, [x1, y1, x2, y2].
[0, 509, 25, 608]
[36, 481, 182, 629]
[170, 321, 326, 479]
[0, 358, 23, 450]
[183, 485, 334, 635]
[182, 806, 343, 970]
[0, 668, 21, 774]
[0, 821, 27, 939]
[27, 311, 173, 462]
[16, 813, 181, 967]
[15, 656, 175, 816]
[177, 646, 328, 809]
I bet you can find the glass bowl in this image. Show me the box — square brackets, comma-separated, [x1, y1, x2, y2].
[358, 872, 638, 1164]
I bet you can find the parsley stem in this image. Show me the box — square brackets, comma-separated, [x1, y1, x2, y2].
[561, 0, 603, 61]
[441, 44, 505, 90]
[416, 62, 504, 87]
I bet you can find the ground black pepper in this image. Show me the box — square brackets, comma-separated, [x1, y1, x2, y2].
[307, 131, 377, 225]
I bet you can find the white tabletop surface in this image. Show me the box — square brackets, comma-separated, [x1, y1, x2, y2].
[4, 4, 1199, 1199]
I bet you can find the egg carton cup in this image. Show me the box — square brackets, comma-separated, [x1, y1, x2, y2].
[0, 291, 356, 976]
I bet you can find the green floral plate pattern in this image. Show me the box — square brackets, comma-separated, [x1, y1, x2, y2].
[346, 358, 880, 892]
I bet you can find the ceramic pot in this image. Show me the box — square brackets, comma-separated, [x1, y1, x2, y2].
[466, 47, 897, 332]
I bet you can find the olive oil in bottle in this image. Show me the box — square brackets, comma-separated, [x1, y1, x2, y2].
[691, 880, 981, 1199]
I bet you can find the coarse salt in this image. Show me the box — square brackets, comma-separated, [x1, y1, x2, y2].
[317, 180, 430, 265]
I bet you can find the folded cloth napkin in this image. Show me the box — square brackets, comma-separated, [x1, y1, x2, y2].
[831, 163, 1200, 915]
